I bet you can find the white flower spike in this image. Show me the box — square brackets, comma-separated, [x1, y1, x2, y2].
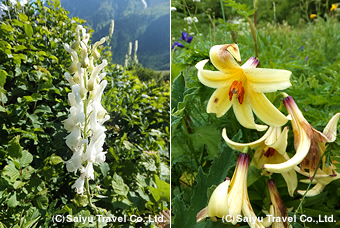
[63, 26, 110, 194]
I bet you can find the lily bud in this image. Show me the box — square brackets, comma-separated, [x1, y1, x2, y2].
[268, 180, 292, 228]
[197, 178, 230, 222]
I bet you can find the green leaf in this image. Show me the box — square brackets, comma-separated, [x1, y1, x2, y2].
[13, 45, 27, 52]
[20, 150, 33, 167]
[189, 125, 221, 159]
[0, 69, 7, 87]
[24, 23, 33, 37]
[100, 162, 110, 178]
[149, 175, 170, 202]
[18, 13, 28, 22]
[7, 192, 19, 207]
[111, 173, 129, 196]
[1, 23, 13, 32]
[33, 195, 48, 209]
[171, 73, 185, 112]
[173, 149, 236, 227]
[13, 180, 26, 189]
[3, 164, 20, 181]
[7, 136, 22, 158]
[22, 216, 40, 228]
[49, 155, 63, 165]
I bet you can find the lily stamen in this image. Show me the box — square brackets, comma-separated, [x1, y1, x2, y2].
[228, 80, 245, 104]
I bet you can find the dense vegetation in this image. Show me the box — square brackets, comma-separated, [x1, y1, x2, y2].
[171, 0, 340, 227]
[0, 0, 169, 227]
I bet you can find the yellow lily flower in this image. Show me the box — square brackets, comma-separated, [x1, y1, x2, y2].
[197, 153, 266, 228]
[196, 44, 292, 131]
[310, 14, 317, 19]
[330, 4, 338, 12]
[222, 126, 297, 197]
[267, 179, 293, 228]
[263, 96, 340, 178]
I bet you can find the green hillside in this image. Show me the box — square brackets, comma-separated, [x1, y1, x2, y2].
[60, 0, 170, 70]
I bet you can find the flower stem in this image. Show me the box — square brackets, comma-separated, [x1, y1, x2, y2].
[220, 0, 228, 42]
[293, 153, 325, 224]
[85, 178, 100, 227]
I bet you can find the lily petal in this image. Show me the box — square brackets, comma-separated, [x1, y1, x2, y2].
[245, 68, 292, 92]
[228, 154, 248, 224]
[242, 187, 265, 228]
[263, 126, 311, 173]
[233, 93, 268, 131]
[207, 86, 233, 117]
[297, 183, 325, 197]
[210, 44, 241, 73]
[323, 113, 340, 142]
[222, 127, 274, 152]
[281, 169, 298, 197]
[196, 59, 237, 88]
[207, 179, 230, 219]
[268, 126, 289, 155]
[250, 90, 290, 128]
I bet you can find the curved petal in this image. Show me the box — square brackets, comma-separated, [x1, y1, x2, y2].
[242, 186, 265, 228]
[297, 183, 325, 197]
[233, 91, 268, 131]
[250, 91, 290, 127]
[294, 166, 332, 179]
[207, 179, 230, 218]
[281, 169, 298, 197]
[209, 45, 241, 73]
[263, 127, 311, 173]
[268, 126, 289, 155]
[207, 87, 233, 117]
[323, 113, 340, 142]
[196, 59, 238, 88]
[228, 154, 248, 225]
[244, 68, 292, 92]
[222, 127, 274, 152]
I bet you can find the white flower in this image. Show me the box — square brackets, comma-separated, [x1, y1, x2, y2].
[193, 17, 199, 23]
[184, 17, 193, 24]
[72, 173, 85, 194]
[92, 37, 106, 60]
[84, 162, 94, 180]
[65, 127, 82, 151]
[66, 145, 84, 173]
[88, 60, 108, 91]
[64, 26, 109, 194]
[171, 7, 177, 11]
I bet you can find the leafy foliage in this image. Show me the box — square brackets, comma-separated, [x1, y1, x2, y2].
[171, 0, 340, 227]
[0, 0, 170, 227]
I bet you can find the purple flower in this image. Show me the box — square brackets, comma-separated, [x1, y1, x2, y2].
[180, 32, 193, 43]
[172, 41, 185, 50]
[172, 32, 194, 50]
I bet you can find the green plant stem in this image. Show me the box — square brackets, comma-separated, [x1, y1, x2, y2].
[272, 92, 289, 109]
[220, 0, 228, 42]
[293, 152, 326, 225]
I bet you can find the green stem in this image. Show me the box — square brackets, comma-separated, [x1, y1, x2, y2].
[220, 0, 228, 42]
[272, 92, 290, 108]
[293, 152, 326, 225]
[85, 178, 95, 209]
[85, 178, 100, 227]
